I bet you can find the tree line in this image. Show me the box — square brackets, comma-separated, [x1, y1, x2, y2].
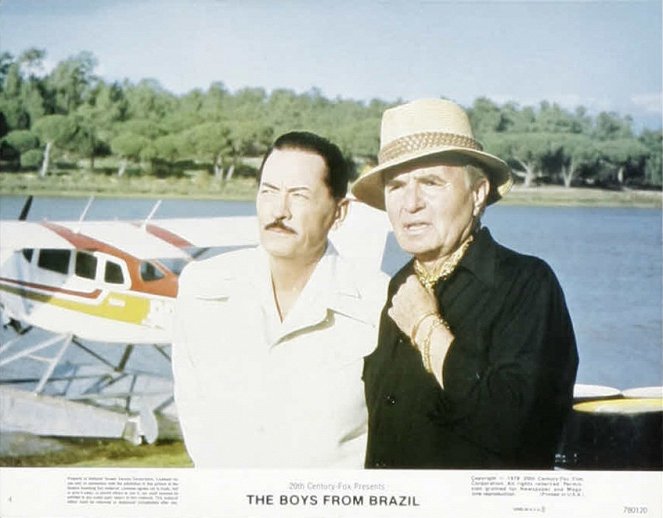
[1, 48, 661, 189]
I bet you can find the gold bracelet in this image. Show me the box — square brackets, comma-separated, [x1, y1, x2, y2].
[422, 317, 452, 373]
[437, 316, 450, 332]
[422, 334, 432, 373]
[410, 311, 437, 346]
[421, 318, 440, 373]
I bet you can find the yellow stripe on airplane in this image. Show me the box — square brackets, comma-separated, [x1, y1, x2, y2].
[0, 283, 151, 324]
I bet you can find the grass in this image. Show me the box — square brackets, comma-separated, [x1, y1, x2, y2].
[504, 184, 661, 208]
[1, 170, 661, 207]
[0, 435, 193, 468]
[0, 170, 260, 200]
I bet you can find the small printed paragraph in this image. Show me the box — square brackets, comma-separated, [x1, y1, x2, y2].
[66, 476, 179, 505]
[471, 474, 584, 498]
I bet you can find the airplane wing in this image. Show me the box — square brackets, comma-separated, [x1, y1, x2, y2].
[144, 216, 259, 249]
[151, 203, 391, 265]
[0, 203, 389, 264]
[0, 217, 260, 258]
[0, 221, 74, 251]
[61, 221, 192, 260]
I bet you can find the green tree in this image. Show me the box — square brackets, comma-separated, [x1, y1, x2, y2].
[2, 129, 40, 154]
[225, 120, 273, 179]
[469, 97, 513, 137]
[181, 122, 232, 178]
[2, 62, 21, 98]
[47, 51, 98, 113]
[151, 134, 183, 175]
[0, 49, 47, 130]
[174, 88, 205, 128]
[110, 133, 151, 176]
[639, 129, 662, 186]
[68, 81, 128, 169]
[227, 87, 268, 125]
[87, 81, 128, 128]
[20, 81, 47, 126]
[113, 119, 162, 140]
[483, 132, 552, 187]
[535, 102, 586, 134]
[597, 138, 651, 185]
[1, 129, 40, 164]
[0, 52, 14, 89]
[18, 48, 47, 78]
[338, 117, 380, 160]
[199, 81, 228, 121]
[0, 63, 29, 130]
[124, 79, 175, 120]
[70, 110, 105, 170]
[593, 111, 634, 140]
[32, 114, 78, 176]
[547, 134, 600, 187]
[20, 148, 44, 170]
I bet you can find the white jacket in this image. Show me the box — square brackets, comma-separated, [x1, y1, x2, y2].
[172, 243, 388, 468]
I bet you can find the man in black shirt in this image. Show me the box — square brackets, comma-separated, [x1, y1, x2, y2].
[352, 98, 578, 469]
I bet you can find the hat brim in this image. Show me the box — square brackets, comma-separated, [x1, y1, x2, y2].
[351, 146, 513, 211]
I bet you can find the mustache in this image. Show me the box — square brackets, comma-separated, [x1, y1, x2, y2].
[264, 220, 297, 234]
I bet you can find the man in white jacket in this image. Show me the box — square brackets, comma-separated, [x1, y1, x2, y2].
[173, 131, 388, 468]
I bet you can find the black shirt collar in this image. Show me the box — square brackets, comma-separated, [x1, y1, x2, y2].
[394, 227, 498, 289]
[457, 226, 497, 287]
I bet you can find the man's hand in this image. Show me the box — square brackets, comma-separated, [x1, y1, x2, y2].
[388, 274, 439, 342]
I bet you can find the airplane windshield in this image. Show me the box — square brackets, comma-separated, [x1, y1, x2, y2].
[152, 257, 189, 276]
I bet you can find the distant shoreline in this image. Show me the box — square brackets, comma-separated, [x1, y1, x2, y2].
[501, 185, 661, 208]
[1, 173, 661, 208]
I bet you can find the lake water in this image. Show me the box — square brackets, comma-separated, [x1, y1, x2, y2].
[1, 195, 661, 390]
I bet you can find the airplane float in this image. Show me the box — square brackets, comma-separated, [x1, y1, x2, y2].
[0, 196, 391, 445]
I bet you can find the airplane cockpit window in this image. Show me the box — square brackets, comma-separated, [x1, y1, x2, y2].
[37, 249, 71, 274]
[75, 252, 98, 280]
[104, 261, 124, 284]
[154, 257, 189, 275]
[140, 261, 165, 282]
[22, 249, 34, 262]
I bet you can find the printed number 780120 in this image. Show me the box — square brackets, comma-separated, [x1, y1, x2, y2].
[623, 507, 648, 514]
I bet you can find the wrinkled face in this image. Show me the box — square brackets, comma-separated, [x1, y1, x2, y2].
[257, 148, 345, 263]
[384, 162, 488, 263]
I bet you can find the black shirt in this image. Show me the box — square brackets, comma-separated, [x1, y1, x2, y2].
[363, 227, 578, 469]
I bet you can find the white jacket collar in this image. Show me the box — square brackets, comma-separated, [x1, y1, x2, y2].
[190, 243, 376, 330]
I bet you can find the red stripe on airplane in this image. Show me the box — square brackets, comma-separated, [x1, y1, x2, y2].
[41, 221, 128, 256]
[40, 221, 179, 298]
[0, 277, 103, 300]
[142, 223, 193, 248]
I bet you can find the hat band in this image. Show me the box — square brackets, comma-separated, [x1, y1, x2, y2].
[378, 131, 483, 164]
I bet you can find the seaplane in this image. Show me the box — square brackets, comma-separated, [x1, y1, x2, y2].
[0, 196, 391, 445]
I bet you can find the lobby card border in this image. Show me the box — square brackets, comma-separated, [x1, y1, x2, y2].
[1, 467, 662, 518]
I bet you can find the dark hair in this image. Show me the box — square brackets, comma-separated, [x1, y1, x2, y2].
[259, 131, 349, 199]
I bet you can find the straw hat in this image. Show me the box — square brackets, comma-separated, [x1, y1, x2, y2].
[351, 98, 513, 210]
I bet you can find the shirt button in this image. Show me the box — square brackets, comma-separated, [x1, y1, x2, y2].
[385, 394, 397, 405]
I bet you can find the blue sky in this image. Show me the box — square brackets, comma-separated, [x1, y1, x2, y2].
[1, 0, 661, 129]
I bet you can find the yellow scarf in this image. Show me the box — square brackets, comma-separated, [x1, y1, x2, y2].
[414, 234, 474, 290]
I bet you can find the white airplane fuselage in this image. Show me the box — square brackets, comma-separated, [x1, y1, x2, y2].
[0, 220, 185, 344]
